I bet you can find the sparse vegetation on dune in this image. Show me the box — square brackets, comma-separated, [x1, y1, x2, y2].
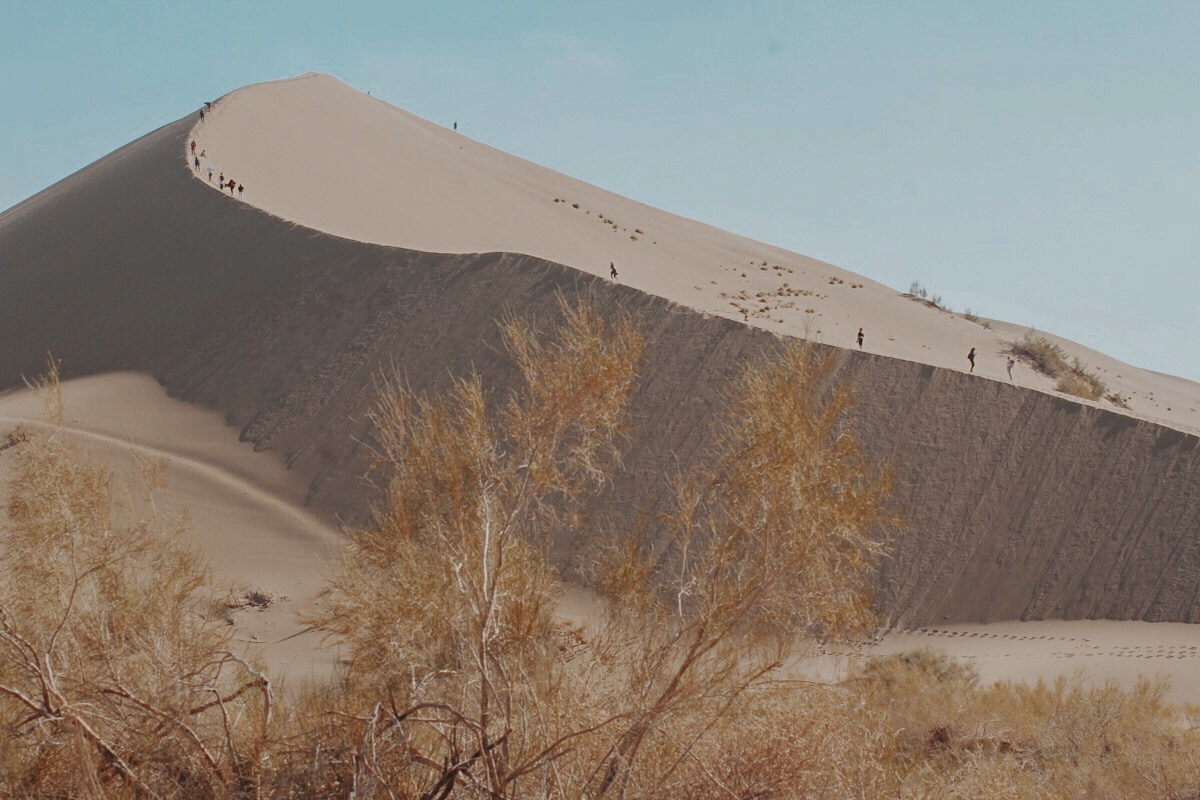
[0, 323, 1194, 798]
[1012, 331, 1108, 401]
[906, 280, 949, 311]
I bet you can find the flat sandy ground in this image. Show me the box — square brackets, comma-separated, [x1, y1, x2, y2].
[840, 621, 1200, 706]
[0, 374, 343, 685]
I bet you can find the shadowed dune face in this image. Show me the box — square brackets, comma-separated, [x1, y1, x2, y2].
[2, 113, 1199, 628]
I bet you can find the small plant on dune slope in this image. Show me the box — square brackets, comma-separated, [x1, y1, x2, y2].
[962, 307, 992, 328]
[1012, 332, 1108, 401]
[906, 280, 949, 312]
[0, 362, 271, 798]
[1012, 331, 1069, 376]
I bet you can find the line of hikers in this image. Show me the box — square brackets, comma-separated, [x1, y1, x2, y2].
[190, 138, 244, 199]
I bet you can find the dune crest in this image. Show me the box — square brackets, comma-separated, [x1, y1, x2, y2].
[192, 73, 1199, 435]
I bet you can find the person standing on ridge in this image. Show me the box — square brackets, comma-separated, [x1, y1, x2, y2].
[193, 156, 200, 171]
[206, 165, 215, 182]
[238, 183, 244, 199]
[190, 140, 197, 156]
[1006, 356, 1015, 380]
[968, 347, 977, 373]
[857, 327, 864, 349]
[453, 121, 458, 131]
[610, 262, 618, 280]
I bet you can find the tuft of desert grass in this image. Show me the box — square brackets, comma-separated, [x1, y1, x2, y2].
[1013, 332, 1107, 400]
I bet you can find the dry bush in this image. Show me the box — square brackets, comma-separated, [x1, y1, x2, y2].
[1012, 331, 1070, 377]
[906, 281, 948, 311]
[0, 362, 271, 798]
[1105, 391, 1132, 409]
[846, 648, 1200, 799]
[1056, 356, 1107, 400]
[314, 303, 898, 798]
[1013, 333, 1107, 401]
[1, 335, 1192, 798]
[581, 342, 897, 795]
[315, 296, 646, 797]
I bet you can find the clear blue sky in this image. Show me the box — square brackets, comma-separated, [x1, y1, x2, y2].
[4, 1, 1197, 381]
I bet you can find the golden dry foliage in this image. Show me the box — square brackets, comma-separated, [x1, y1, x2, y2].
[1, 339, 1196, 799]
[641, 649, 1200, 800]
[315, 296, 645, 797]
[849, 648, 1200, 799]
[315, 319, 899, 798]
[581, 343, 897, 797]
[0, 363, 270, 798]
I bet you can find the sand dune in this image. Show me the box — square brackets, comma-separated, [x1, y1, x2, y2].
[1, 71, 1198, 660]
[0, 375, 341, 682]
[193, 73, 1199, 437]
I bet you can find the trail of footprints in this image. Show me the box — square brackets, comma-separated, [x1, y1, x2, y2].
[909, 628, 1200, 660]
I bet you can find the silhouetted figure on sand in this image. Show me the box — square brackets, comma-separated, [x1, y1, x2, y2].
[857, 327, 864, 349]
[1007, 356, 1015, 380]
[193, 156, 200, 171]
[609, 262, 618, 280]
[968, 347, 976, 373]
[190, 140, 197, 156]
[453, 121, 458, 131]
[238, 183, 244, 199]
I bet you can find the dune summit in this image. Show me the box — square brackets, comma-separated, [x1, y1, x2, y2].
[1, 73, 1198, 629]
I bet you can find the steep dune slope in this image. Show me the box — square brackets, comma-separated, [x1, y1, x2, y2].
[1, 82, 1198, 628]
[194, 73, 1200, 436]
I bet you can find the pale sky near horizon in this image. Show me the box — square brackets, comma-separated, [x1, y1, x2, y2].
[3, 2, 1197, 382]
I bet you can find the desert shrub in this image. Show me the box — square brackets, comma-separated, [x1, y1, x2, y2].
[906, 281, 948, 311]
[1065, 356, 1106, 399]
[1055, 370, 1106, 401]
[315, 300, 898, 798]
[1106, 391, 1131, 409]
[856, 647, 980, 693]
[582, 342, 897, 796]
[0, 363, 270, 797]
[1013, 333, 1107, 399]
[963, 307, 992, 327]
[1011, 331, 1069, 377]
[837, 649, 1200, 799]
[314, 296, 645, 796]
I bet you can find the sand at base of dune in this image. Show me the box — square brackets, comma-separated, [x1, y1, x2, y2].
[796, 620, 1200, 705]
[0, 373, 344, 684]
